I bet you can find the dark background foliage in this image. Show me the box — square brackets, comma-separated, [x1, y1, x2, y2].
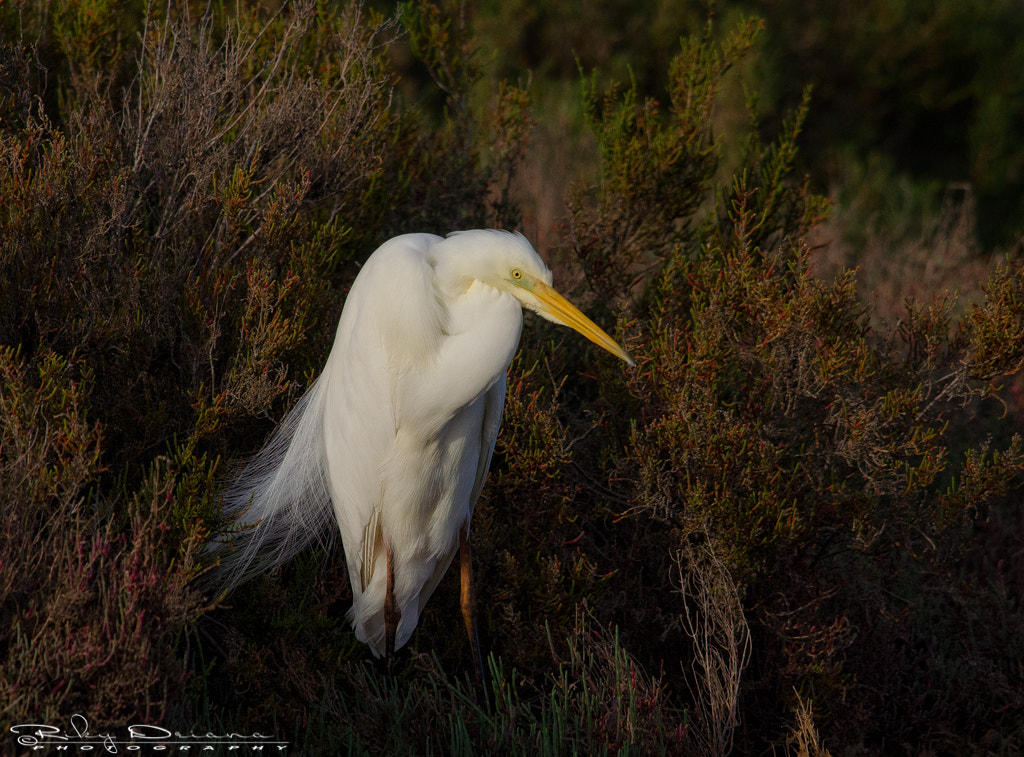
[1, 1, 1022, 754]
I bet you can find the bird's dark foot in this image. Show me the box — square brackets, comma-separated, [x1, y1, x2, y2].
[384, 540, 400, 684]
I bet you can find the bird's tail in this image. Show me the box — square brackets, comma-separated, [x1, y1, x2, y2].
[206, 377, 336, 596]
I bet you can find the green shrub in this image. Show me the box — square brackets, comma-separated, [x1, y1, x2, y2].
[0, 347, 204, 725]
[562, 13, 1024, 749]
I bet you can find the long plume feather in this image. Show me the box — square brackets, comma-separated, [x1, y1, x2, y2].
[207, 377, 336, 595]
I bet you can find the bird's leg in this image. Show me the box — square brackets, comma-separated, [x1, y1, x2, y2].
[459, 524, 486, 691]
[384, 539, 400, 677]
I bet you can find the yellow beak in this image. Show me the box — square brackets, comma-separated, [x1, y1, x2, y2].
[531, 281, 634, 367]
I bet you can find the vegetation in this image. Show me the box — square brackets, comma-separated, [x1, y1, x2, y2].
[1, 0, 1022, 754]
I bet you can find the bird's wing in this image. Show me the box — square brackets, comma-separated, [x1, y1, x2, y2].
[321, 234, 445, 599]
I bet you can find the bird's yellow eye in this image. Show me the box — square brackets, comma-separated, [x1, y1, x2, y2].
[511, 268, 523, 280]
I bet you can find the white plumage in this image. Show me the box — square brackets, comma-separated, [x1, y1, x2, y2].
[213, 230, 632, 659]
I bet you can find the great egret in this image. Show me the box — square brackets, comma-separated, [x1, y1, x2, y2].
[213, 230, 632, 675]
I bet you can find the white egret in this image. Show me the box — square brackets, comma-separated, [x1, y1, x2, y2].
[213, 229, 632, 675]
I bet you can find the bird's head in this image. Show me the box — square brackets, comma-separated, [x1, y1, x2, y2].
[445, 230, 634, 367]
